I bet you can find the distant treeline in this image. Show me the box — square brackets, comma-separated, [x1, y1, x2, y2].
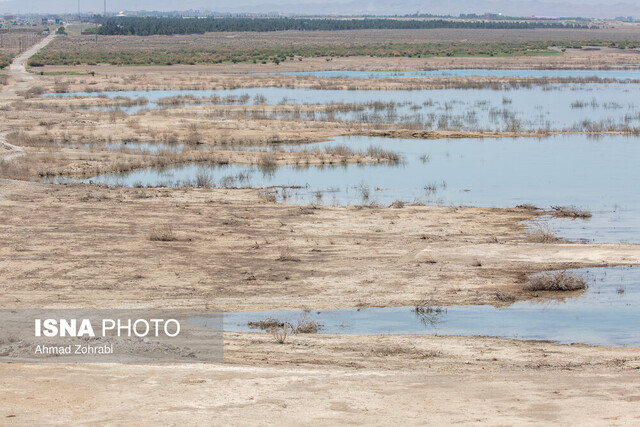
[34, 40, 629, 67]
[95, 17, 586, 36]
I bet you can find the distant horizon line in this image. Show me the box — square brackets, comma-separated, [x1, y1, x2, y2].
[0, 12, 621, 19]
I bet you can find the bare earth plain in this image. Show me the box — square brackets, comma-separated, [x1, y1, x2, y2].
[1, 28, 640, 425]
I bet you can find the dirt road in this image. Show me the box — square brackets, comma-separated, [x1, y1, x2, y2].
[0, 33, 55, 99]
[0, 34, 55, 157]
[0, 132, 24, 161]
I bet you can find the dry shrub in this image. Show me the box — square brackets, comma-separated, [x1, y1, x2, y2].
[277, 246, 300, 262]
[516, 203, 539, 211]
[271, 324, 292, 344]
[295, 314, 319, 334]
[20, 86, 46, 98]
[525, 271, 587, 292]
[366, 145, 400, 162]
[149, 224, 177, 242]
[108, 110, 127, 123]
[6, 131, 49, 147]
[0, 158, 31, 180]
[259, 191, 277, 203]
[258, 151, 277, 171]
[323, 144, 354, 157]
[550, 205, 592, 219]
[248, 318, 285, 330]
[525, 222, 560, 243]
[494, 291, 516, 303]
[249, 315, 319, 336]
[195, 169, 214, 188]
[390, 200, 405, 208]
[185, 131, 202, 145]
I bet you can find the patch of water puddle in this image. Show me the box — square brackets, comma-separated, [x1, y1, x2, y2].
[221, 266, 640, 347]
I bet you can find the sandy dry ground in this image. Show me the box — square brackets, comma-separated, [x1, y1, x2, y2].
[1, 333, 639, 425]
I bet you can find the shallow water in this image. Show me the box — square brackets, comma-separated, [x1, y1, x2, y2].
[73, 141, 186, 154]
[47, 134, 640, 243]
[223, 266, 640, 347]
[259, 69, 640, 80]
[46, 83, 640, 132]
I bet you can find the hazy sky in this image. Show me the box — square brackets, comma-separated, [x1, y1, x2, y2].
[1, 0, 640, 18]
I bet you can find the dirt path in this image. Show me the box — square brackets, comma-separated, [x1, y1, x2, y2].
[0, 34, 55, 159]
[0, 33, 55, 99]
[0, 132, 24, 161]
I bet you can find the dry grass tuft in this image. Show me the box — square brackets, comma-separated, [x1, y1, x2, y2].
[366, 145, 401, 163]
[516, 203, 539, 211]
[550, 205, 592, 219]
[525, 222, 560, 243]
[0, 158, 31, 180]
[494, 291, 516, 303]
[249, 314, 319, 336]
[277, 246, 300, 262]
[149, 224, 177, 242]
[248, 318, 285, 330]
[323, 144, 354, 157]
[294, 314, 320, 334]
[258, 151, 278, 171]
[19, 86, 46, 99]
[524, 271, 587, 292]
[6, 131, 50, 147]
[248, 319, 294, 344]
[195, 169, 214, 188]
[271, 324, 292, 344]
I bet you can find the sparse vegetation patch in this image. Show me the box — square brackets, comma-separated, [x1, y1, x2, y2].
[525, 271, 587, 292]
[550, 205, 593, 219]
[525, 222, 560, 243]
[149, 224, 177, 241]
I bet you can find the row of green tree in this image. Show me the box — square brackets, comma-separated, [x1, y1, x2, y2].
[96, 17, 585, 36]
